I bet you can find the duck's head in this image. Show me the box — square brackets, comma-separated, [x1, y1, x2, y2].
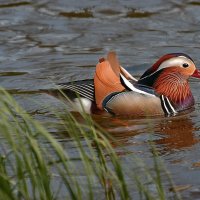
[140, 53, 200, 81]
[138, 53, 200, 109]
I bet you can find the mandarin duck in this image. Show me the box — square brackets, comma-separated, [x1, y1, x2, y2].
[59, 52, 200, 116]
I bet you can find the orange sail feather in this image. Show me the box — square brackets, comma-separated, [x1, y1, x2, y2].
[94, 52, 125, 109]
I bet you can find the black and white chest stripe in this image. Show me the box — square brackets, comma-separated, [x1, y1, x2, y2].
[160, 95, 177, 115]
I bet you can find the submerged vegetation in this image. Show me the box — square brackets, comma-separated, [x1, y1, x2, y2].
[0, 88, 181, 200]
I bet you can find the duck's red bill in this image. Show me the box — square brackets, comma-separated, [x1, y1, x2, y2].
[192, 69, 200, 78]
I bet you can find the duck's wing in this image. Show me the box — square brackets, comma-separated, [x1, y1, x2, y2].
[94, 55, 124, 109]
[58, 79, 95, 101]
[94, 51, 138, 109]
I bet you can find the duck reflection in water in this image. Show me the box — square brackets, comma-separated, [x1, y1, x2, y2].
[154, 115, 199, 152]
[91, 113, 199, 153]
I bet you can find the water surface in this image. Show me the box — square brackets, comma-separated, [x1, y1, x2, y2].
[1, 0, 200, 199]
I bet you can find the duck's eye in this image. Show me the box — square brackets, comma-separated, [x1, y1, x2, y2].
[182, 63, 189, 68]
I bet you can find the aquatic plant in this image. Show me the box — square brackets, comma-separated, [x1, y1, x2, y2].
[0, 88, 181, 200]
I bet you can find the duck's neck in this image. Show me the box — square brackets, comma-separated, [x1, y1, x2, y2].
[154, 70, 195, 111]
[139, 69, 195, 111]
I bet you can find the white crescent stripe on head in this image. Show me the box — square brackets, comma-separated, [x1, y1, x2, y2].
[157, 56, 192, 71]
[140, 56, 194, 80]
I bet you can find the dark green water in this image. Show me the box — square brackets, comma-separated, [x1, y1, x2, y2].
[1, 0, 200, 199]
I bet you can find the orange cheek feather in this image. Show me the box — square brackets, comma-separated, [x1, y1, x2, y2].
[153, 67, 191, 103]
